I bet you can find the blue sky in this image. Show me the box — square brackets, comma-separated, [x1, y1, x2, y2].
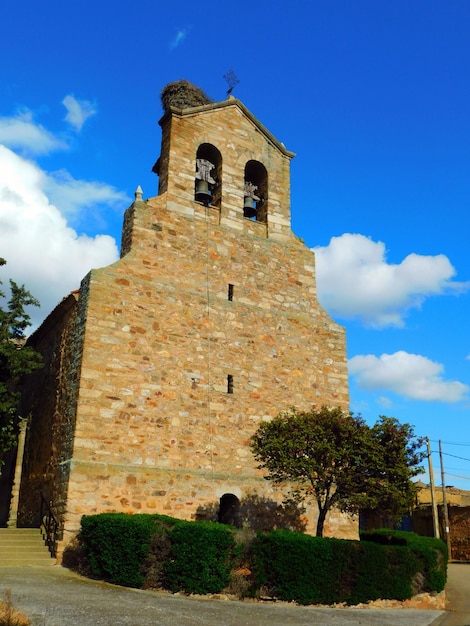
[1, 0, 469, 488]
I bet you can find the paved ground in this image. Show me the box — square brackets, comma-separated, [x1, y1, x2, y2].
[434, 563, 470, 626]
[0, 565, 447, 626]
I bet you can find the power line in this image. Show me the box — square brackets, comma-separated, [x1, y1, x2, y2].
[428, 442, 470, 490]
[445, 472, 470, 482]
[430, 449, 470, 463]
[430, 439, 470, 448]
[442, 452, 470, 463]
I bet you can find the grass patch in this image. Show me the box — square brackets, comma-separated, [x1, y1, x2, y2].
[0, 590, 31, 626]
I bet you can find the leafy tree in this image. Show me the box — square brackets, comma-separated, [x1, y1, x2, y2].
[0, 258, 42, 456]
[363, 415, 425, 521]
[250, 406, 425, 537]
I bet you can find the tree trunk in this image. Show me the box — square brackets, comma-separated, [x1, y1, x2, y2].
[316, 505, 328, 537]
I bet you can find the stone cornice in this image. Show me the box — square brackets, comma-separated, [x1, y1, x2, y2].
[158, 97, 296, 159]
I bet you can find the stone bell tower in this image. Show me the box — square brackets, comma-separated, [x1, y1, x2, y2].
[18, 82, 352, 555]
[155, 92, 292, 236]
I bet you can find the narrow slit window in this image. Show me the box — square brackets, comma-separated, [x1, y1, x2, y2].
[227, 374, 234, 394]
[228, 284, 234, 301]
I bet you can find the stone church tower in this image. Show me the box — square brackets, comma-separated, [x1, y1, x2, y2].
[15, 83, 351, 555]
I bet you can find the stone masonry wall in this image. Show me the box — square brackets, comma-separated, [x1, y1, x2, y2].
[60, 189, 351, 548]
[448, 506, 470, 560]
[19, 97, 355, 553]
[18, 294, 80, 526]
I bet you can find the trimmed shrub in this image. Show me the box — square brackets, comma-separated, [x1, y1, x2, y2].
[141, 527, 173, 589]
[79, 513, 158, 587]
[360, 529, 448, 593]
[76, 514, 444, 604]
[251, 530, 347, 605]
[163, 520, 237, 594]
[77, 513, 238, 593]
[351, 540, 419, 603]
[250, 529, 424, 605]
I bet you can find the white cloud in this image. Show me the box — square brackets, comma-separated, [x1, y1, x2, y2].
[377, 396, 393, 408]
[62, 95, 97, 132]
[0, 145, 120, 329]
[169, 27, 189, 50]
[44, 168, 128, 219]
[313, 233, 469, 328]
[0, 109, 67, 155]
[349, 351, 469, 403]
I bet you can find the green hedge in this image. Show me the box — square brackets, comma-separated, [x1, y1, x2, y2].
[163, 520, 237, 594]
[78, 513, 237, 594]
[77, 514, 447, 603]
[250, 530, 425, 605]
[360, 529, 448, 593]
[79, 513, 158, 587]
[251, 530, 343, 604]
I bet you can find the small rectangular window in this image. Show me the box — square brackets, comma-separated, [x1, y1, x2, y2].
[227, 374, 234, 394]
[228, 284, 234, 301]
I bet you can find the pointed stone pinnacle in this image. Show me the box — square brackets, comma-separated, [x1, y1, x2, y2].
[134, 185, 143, 201]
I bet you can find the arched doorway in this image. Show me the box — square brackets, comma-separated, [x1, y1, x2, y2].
[218, 493, 241, 528]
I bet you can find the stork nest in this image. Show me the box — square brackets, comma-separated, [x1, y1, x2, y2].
[160, 80, 213, 111]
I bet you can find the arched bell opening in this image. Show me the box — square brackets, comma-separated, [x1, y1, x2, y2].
[244, 160, 268, 221]
[218, 493, 241, 528]
[195, 144, 222, 207]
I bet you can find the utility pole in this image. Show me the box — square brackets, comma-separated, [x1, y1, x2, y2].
[426, 437, 440, 539]
[439, 440, 452, 559]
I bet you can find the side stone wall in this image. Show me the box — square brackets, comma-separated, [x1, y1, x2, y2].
[448, 506, 470, 560]
[18, 293, 83, 528]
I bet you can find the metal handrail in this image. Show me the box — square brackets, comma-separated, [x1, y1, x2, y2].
[40, 493, 59, 557]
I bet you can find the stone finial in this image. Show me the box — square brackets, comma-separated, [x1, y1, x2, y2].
[134, 185, 143, 202]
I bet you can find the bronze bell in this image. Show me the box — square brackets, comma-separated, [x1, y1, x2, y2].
[195, 179, 212, 205]
[243, 195, 257, 219]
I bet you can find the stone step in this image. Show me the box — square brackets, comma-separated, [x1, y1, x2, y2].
[0, 528, 56, 566]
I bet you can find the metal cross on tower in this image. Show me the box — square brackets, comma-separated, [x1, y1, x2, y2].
[223, 69, 240, 97]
